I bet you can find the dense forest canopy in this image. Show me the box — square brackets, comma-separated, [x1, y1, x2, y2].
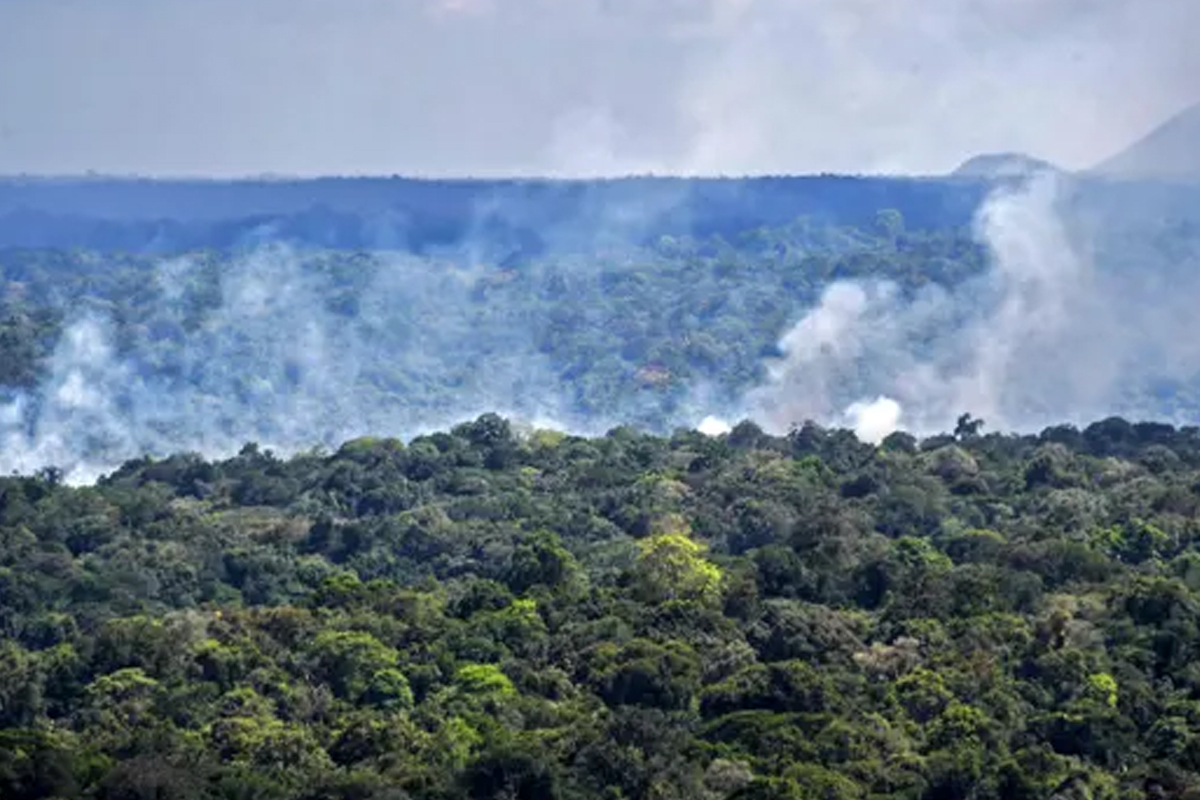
[0, 208, 995, 476]
[0, 176, 991, 251]
[1, 174, 1198, 253]
[4, 414, 1200, 798]
[4, 172, 1200, 798]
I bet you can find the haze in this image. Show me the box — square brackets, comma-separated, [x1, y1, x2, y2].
[1, 0, 1196, 178]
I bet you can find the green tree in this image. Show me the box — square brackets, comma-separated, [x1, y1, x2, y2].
[310, 630, 400, 700]
[632, 520, 723, 604]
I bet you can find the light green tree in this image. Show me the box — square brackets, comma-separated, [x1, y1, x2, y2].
[632, 515, 723, 604]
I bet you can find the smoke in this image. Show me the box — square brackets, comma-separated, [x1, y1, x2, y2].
[0, 245, 599, 483]
[844, 397, 903, 445]
[739, 170, 1200, 441]
[3, 170, 1200, 484]
[1, 1, 1197, 483]
[697, 415, 733, 437]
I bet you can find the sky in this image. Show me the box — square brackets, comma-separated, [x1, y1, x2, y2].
[0, 0, 1196, 178]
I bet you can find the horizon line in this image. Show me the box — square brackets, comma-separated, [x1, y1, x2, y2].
[0, 170, 962, 183]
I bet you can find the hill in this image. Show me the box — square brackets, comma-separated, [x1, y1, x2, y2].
[4, 184, 1200, 484]
[1091, 101, 1200, 180]
[951, 152, 1060, 179]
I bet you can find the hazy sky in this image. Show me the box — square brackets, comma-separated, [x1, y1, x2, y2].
[0, 0, 1196, 177]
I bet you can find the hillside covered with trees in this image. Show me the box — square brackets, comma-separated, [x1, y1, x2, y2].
[5, 172, 1200, 798]
[0, 210, 990, 437]
[5, 414, 1200, 798]
[3, 176, 1200, 481]
[0, 176, 990, 252]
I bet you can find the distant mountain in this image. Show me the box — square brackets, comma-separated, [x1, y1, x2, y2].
[951, 152, 1060, 179]
[1091, 101, 1200, 180]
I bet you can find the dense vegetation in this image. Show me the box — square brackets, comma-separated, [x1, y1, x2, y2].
[0, 211, 989, 438]
[4, 174, 1200, 466]
[5, 414, 1200, 798]
[6, 173, 1200, 797]
[0, 176, 992, 251]
[2, 175, 1197, 254]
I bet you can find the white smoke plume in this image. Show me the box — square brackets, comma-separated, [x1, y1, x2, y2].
[4, 171, 1200, 484]
[843, 397, 903, 445]
[740, 171, 1200, 441]
[0, 245, 599, 484]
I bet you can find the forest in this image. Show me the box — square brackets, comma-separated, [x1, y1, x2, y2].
[2, 174, 1198, 253]
[4, 172, 1200, 798]
[4, 172, 1200, 483]
[0, 209, 992, 438]
[0, 176, 991, 252]
[5, 414, 1200, 798]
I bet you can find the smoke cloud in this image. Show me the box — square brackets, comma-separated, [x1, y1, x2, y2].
[1, 1, 1199, 481]
[0, 246, 595, 483]
[739, 171, 1200, 441]
[2, 171, 1200, 484]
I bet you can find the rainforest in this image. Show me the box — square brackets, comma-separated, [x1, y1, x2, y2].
[5, 411, 1200, 799]
[8, 0, 1200, 793]
[3, 171, 1200, 798]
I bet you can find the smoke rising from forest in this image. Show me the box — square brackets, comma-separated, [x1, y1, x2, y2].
[2, 170, 1199, 485]
[0, 248, 595, 484]
[1, 1, 1198, 487]
[737, 171, 1200, 443]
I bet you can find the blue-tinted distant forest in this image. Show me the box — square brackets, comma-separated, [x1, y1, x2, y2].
[0, 175, 993, 252]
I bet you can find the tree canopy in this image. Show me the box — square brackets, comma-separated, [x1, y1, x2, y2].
[1, 415, 1200, 797]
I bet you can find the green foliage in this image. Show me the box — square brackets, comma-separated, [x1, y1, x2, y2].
[633, 525, 724, 605]
[0, 217, 996, 435]
[1, 415, 1200, 795]
[505, 530, 581, 595]
[1086, 672, 1119, 709]
[310, 630, 400, 700]
[363, 668, 414, 710]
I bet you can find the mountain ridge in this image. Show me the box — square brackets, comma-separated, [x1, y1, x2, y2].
[1090, 101, 1200, 180]
[950, 151, 1060, 178]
